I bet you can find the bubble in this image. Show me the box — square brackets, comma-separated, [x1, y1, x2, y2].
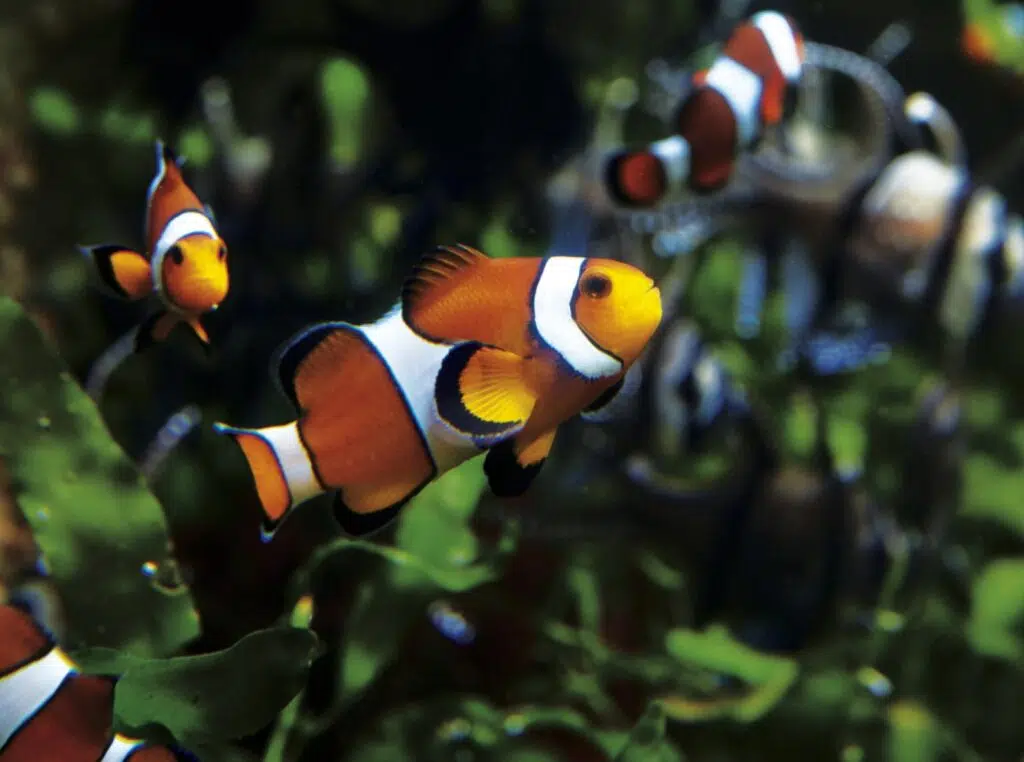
[140, 558, 190, 596]
[34, 505, 50, 522]
[856, 666, 893, 698]
[503, 713, 527, 736]
[36, 416, 51, 430]
[428, 600, 476, 645]
[437, 717, 472, 742]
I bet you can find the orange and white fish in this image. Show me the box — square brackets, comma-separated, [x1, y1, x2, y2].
[604, 10, 805, 206]
[79, 140, 229, 351]
[214, 244, 663, 538]
[0, 603, 195, 762]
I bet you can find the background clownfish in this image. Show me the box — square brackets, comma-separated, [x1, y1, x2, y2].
[604, 10, 805, 207]
[214, 244, 663, 539]
[0, 603, 194, 762]
[78, 140, 229, 352]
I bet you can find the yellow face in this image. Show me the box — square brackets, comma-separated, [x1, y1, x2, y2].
[160, 234, 230, 315]
[572, 258, 662, 367]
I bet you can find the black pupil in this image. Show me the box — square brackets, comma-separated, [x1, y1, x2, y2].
[169, 246, 184, 265]
[583, 274, 611, 298]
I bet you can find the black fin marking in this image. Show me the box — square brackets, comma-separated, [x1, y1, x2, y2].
[484, 439, 545, 498]
[79, 244, 147, 299]
[579, 377, 625, 422]
[435, 341, 530, 444]
[333, 493, 406, 537]
[400, 243, 489, 320]
[273, 321, 352, 413]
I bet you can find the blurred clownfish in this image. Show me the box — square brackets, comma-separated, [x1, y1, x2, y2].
[604, 10, 805, 206]
[214, 244, 663, 539]
[79, 140, 229, 351]
[0, 603, 195, 762]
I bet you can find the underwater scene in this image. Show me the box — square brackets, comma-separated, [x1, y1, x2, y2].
[1, 0, 1024, 759]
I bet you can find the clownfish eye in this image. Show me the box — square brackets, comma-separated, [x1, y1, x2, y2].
[168, 245, 184, 265]
[580, 272, 613, 299]
[218, 244, 227, 261]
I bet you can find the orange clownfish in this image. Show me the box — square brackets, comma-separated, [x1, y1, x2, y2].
[214, 244, 663, 539]
[605, 10, 806, 206]
[0, 603, 195, 762]
[79, 140, 229, 351]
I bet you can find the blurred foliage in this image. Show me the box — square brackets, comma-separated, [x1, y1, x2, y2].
[0, 296, 199, 655]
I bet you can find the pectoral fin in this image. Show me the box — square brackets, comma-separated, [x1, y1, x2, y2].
[484, 428, 557, 497]
[134, 310, 181, 352]
[435, 341, 537, 446]
[186, 317, 211, 346]
[79, 244, 153, 300]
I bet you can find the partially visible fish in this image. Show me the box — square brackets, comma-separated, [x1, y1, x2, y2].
[0, 603, 195, 761]
[603, 11, 806, 207]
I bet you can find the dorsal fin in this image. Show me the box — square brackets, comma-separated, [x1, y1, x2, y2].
[400, 244, 491, 332]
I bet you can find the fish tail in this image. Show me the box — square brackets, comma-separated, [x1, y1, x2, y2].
[603, 136, 690, 208]
[212, 420, 325, 539]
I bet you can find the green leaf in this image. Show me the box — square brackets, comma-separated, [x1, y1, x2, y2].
[72, 627, 320, 746]
[887, 701, 943, 762]
[29, 87, 81, 134]
[613, 703, 682, 762]
[662, 626, 799, 722]
[966, 559, 1024, 663]
[0, 297, 199, 655]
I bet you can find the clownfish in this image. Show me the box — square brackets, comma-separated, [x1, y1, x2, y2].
[604, 10, 805, 207]
[0, 603, 195, 762]
[78, 140, 229, 351]
[214, 244, 662, 538]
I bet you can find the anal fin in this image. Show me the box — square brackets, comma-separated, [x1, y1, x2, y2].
[79, 244, 153, 300]
[435, 341, 537, 446]
[484, 428, 556, 498]
[333, 493, 408, 537]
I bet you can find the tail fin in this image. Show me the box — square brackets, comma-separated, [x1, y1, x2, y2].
[603, 136, 691, 209]
[212, 421, 326, 539]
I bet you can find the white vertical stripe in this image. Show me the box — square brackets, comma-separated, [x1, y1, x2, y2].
[151, 210, 218, 294]
[649, 136, 691, 191]
[752, 11, 803, 81]
[250, 422, 323, 508]
[361, 310, 479, 471]
[0, 649, 75, 749]
[532, 257, 622, 380]
[704, 57, 764, 149]
[100, 735, 146, 762]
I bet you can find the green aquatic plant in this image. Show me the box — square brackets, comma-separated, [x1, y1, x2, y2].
[266, 460, 515, 762]
[0, 296, 199, 655]
[72, 626, 321, 757]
